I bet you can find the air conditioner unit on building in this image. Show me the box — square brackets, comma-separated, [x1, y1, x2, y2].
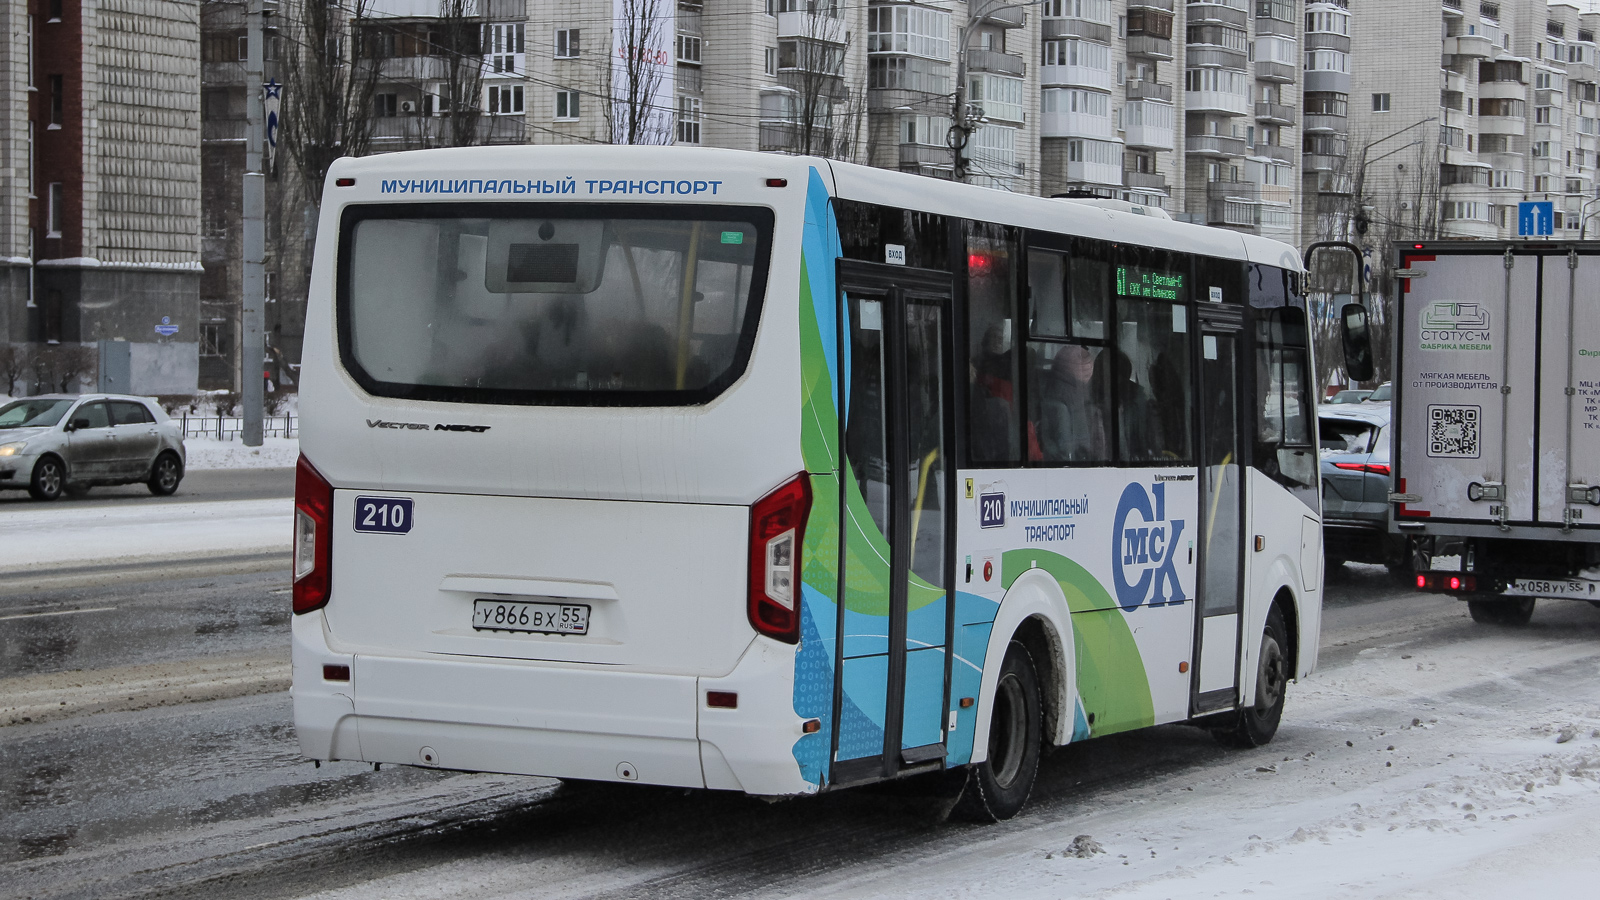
[400, 100, 416, 114]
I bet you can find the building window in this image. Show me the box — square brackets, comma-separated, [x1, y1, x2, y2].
[677, 95, 702, 144]
[1534, 175, 1552, 192]
[374, 92, 398, 117]
[46, 182, 64, 237]
[764, 47, 778, 75]
[48, 74, 65, 127]
[486, 23, 524, 73]
[554, 28, 579, 58]
[676, 34, 701, 65]
[1372, 93, 1390, 112]
[488, 84, 524, 114]
[200, 323, 228, 358]
[554, 89, 579, 120]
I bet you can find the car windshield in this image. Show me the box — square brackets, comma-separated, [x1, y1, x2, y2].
[1329, 390, 1370, 404]
[1319, 417, 1375, 453]
[0, 399, 75, 428]
[1366, 383, 1391, 401]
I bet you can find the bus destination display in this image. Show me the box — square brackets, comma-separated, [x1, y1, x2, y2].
[1117, 266, 1184, 301]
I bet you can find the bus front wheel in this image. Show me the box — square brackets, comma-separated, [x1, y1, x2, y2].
[1212, 605, 1288, 749]
[956, 641, 1041, 822]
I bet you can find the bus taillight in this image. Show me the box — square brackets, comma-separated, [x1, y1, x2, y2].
[293, 455, 334, 615]
[748, 474, 812, 644]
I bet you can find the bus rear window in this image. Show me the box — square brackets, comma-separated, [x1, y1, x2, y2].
[337, 203, 773, 406]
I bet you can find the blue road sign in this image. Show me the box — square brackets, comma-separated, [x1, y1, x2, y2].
[1519, 201, 1554, 236]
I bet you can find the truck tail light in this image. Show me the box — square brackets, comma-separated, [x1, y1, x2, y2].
[293, 455, 334, 614]
[1415, 571, 1478, 593]
[748, 474, 811, 644]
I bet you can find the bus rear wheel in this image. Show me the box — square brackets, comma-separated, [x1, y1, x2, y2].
[956, 641, 1041, 822]
[1467, 597, 1534, 625]
[1213, 605, 1289, 749]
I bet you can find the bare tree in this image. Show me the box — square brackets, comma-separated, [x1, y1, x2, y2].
[32, 345, 97, 394]
[435, 0, 486, 147]
[283, 0, 382, 207]
[0, 343, 30, 397]
[606, 0, 673, 145]
[781, 8, 852, 158]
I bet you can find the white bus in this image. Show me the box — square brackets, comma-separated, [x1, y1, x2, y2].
[292, 146, 1324, 820]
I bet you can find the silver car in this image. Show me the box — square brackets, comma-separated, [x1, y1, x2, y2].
[1319, 403, 1408, 572]
[0, 394, 186, 500]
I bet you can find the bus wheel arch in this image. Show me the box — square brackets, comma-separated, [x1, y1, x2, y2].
[970, 571, 1075, 765]
[1272, 587, 1300, 683]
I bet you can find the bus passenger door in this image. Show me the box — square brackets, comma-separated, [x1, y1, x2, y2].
[834, 261, 954, 784]
[1193, 307, 1244, 714]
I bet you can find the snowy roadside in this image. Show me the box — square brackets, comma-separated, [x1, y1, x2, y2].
[182, 436, 300, 470]
[0, 498, 290, 574]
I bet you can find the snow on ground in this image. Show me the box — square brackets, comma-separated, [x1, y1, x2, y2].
[183, 436, 300, 470]
[0, 498, 289, 571]
[295, 615, 1600, 900]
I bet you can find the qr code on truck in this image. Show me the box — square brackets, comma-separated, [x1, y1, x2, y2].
[1427, 405, 1481, 459]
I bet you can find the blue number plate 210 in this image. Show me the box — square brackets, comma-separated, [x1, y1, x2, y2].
[354, 496, 413, 534]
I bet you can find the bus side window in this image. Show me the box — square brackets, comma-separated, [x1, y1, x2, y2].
[1255, 307, 1317, 499]
[967, 223, 1021, 465]
[1025, 245, 1112, 464]
[1112, 298, 1193, 464]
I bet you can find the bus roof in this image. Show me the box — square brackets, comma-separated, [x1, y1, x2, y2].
[825, 158, 1304, 273]
[323, 146, 1303, 273]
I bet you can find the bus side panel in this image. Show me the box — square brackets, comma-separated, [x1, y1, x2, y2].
[956, 467, 1197, 755]
[1396, 252, 1538, 523]
[792, 166, 842, 787]
[1240, 470, 1319, 706]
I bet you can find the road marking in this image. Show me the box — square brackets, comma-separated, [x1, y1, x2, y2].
[0, 606, 117, 622]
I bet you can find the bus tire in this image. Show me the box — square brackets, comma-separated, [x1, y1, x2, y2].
[1212, 605, 1289, 749]
[1467, 598, 1534, 625]
[955, 641, 1041, 823]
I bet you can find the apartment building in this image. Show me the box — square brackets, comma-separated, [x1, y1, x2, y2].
[22, 0, 203, 394]
[1347, 0, 1600, 242]
[1301, 0, 1352, 246]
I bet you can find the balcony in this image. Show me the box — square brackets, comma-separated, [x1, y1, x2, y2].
[1304, 31, 1348, 53]
[1126, 79, 1173, 102]
[1307, 171, 1354, 194]
[1040, 63, 1113, 90]
[1042, 18, 1113, 42]
[1255, 101, 1295, 125]
[1206, 182, 1293, 233]
[968, 48, 1024, 77]
[1064, 159, 1124, 188]
[1304, 112, 1345, 134]
[1478, 80, 1526, 100]
[776, 11, 845, 43]
[377, 56, 456, 82]
[1187, 46, 1248, 70]
[1041, 108, 1115, 139]
[1187, 133, 1248, 156]
[1186, 88, 1251, 116]
[1254, 60, 1296, 83]
[1304, 152, 1347, 173]
[202, 118, 247, 142]
[1123, 170, 1169, 193]
[1254, 16, 1294, 38]
[1479, 115, 1526, 136]
[1124, 100, 1175, 149]
[1128, 0, 1175, 10]
[1443, 34, 1494, 58]
[978, 4, 1027, 27]
[1126, 34, 1173, 60]
[1250, 143, 1296, 164]
[1186, 3, 1248, 29]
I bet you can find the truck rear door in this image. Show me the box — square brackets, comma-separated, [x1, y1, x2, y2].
[1537, 252, 1600, 530]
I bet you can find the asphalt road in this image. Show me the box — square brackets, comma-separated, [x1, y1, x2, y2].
[0, 467, 293, 509]
[9, 559, 1598, 900]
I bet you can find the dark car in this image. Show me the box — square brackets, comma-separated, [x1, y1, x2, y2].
[1319, 405, 1409, 573]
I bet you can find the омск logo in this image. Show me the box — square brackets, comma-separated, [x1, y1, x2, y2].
[1112, 482, 1186, 611]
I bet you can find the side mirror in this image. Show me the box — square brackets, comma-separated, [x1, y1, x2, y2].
[70, 418, 91, 432]
[1340, 303, 1376, 384]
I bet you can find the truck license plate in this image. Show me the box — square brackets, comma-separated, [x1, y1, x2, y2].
[1503, 578, 1598, 599]
[472, 600, 590, 635]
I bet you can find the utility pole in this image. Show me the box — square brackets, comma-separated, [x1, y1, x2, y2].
[949, 0, 1044, 184]
[242, 0, 267, 447]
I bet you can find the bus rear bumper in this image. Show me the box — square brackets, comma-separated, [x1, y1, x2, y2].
[292, 611, 812, 796]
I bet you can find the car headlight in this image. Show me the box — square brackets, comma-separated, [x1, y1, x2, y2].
[0, 442, 26, 456]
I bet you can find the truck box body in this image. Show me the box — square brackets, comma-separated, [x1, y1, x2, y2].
[1392, 242, 1600, 593]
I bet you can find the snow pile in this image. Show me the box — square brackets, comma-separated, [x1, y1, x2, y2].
[0, 498, 290, 572]
[183, 436, 299, 470]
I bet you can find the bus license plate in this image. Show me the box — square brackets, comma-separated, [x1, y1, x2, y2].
[472, 600, 590, 635]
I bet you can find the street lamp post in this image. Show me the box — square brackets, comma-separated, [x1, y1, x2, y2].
[1350, 115, 1437, 238]
[949, 0, 1048, 183]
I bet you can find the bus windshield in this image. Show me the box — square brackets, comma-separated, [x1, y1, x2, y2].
[339, 204, 773, 405]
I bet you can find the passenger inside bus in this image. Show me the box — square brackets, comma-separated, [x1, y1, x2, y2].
[969, 323, 1016, 463]
[1037, 344, 1107, 462]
